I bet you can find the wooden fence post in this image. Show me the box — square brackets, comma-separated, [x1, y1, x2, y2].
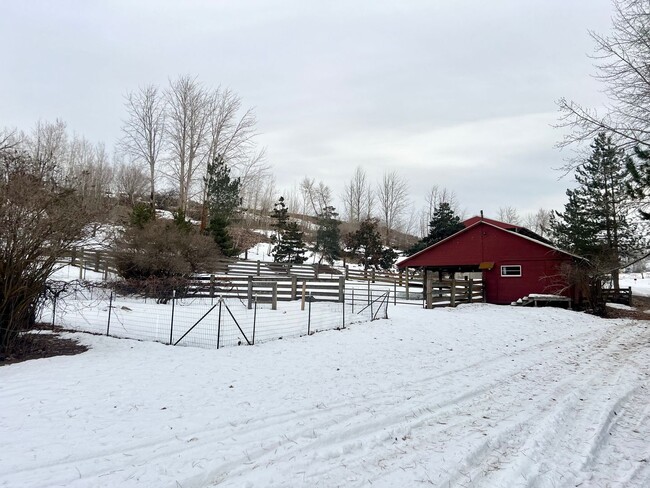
[425, 270, 433, 309]
[291, 276, 298, 300]
[247, 276, 253, 309]
[405, 270, 410, 300]
[371, 269, 376, 283]
[314, 263, 319, 280]
[210, 274, 215, 300]
[345, 265, 349, 280]
[94, 251, 100, 272]
[338, 276, 345, 303]
[301, 281, 307, 311]
[256, 260, 261, 277]
[468, 278, 473, 303]
[271, 282, 277, 310]
[450, 278, 456, 307]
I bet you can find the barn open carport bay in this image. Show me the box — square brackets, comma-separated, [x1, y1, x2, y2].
[1, 303, 649, 488]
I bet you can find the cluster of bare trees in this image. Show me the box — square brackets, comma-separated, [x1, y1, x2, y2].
[120, 75, 269, 218]
[2, 122, 117, 214]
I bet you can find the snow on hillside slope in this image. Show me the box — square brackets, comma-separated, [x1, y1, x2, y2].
[2, 305, 649, 487]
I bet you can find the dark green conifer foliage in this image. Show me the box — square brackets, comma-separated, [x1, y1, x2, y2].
[274, 221, 307, 264]
[550, 133, 646, 287]
[345, 218, 387, 270]
[407, 202, 464, 255]
[205, 155, 240, 256]
[270, 196, 307, 263]
[628, 146, 650, 220]
[313, 205, 341, 265]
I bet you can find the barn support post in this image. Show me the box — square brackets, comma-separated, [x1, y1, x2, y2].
[468, 278, 474, 303]
[425, 270, 433, 309]
[450, 278, 456, 307]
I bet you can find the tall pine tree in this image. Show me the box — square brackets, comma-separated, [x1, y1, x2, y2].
[205, 155, 241, 256]
[313, 205, 341, 265]
[407, 202, 464, 255]
[550, 133, 645, 287]
[270, 196, 307, 263]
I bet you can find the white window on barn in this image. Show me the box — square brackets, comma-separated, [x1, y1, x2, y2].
[501, 265, 522, 277]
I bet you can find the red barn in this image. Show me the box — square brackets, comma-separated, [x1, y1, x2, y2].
[398, 217, 582, 305]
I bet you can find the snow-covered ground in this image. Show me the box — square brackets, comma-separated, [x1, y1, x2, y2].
[2, 304, 650, 487]
[620, 273, 650, 297]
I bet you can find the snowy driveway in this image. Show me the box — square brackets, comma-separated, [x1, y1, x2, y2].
[1, 304, 649, 487]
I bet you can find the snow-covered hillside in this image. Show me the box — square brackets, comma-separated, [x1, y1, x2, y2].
[2, 304, 649, 487]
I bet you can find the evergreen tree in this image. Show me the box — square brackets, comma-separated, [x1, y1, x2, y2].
[273, 221, 307, 264]
[313, 205, 341, 265]
[345, 218, 385, 270]
[269, 196, 307, 263]
[205, 155, 241, 256]
[407, 202, 464, 255]
[550, 133, 646, 287]
[628, 146, 650, 220]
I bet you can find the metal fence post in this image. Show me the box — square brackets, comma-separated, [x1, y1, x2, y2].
[106, 290, 113, 336]
[252, 295, 257, 345]
[307, 292, 312, 335]
[51, 295, 57, 327]
[169, 289, 176, 345]
[342, 291, 345, 329]
[370, 290, 374, 320]
[367, 280, 371, 305]
[217, 298, 222, 349]
[393, 280, 397, 306]
[352, 288, 355, 313]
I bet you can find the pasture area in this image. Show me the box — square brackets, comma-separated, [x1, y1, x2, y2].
[2, 304, 649, 487]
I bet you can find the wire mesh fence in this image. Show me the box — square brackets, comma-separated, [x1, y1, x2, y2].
[40, 281, 393, 350]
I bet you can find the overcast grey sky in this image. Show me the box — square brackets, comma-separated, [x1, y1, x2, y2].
[0, 0, 614, 219]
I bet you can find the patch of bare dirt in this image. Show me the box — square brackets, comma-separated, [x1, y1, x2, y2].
[0, 326, 89, 366]
[605, 295, 650, 321]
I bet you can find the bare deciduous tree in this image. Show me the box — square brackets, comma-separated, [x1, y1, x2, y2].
[557, 0, 650, 153]
[343, 166, 375, 223]
[497, 206, 521, 225]
[1, 148, 93, 354]
[377, 170, 409, 245]
[115, 161, 148, 206]
[120, 84, 166, 211]
[199, 89, 266, 228]
[299, 177, 332, 216]
[165, 75, 211, 213]
[28, 119, 68, 181]
[523, 208, 551, 236]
